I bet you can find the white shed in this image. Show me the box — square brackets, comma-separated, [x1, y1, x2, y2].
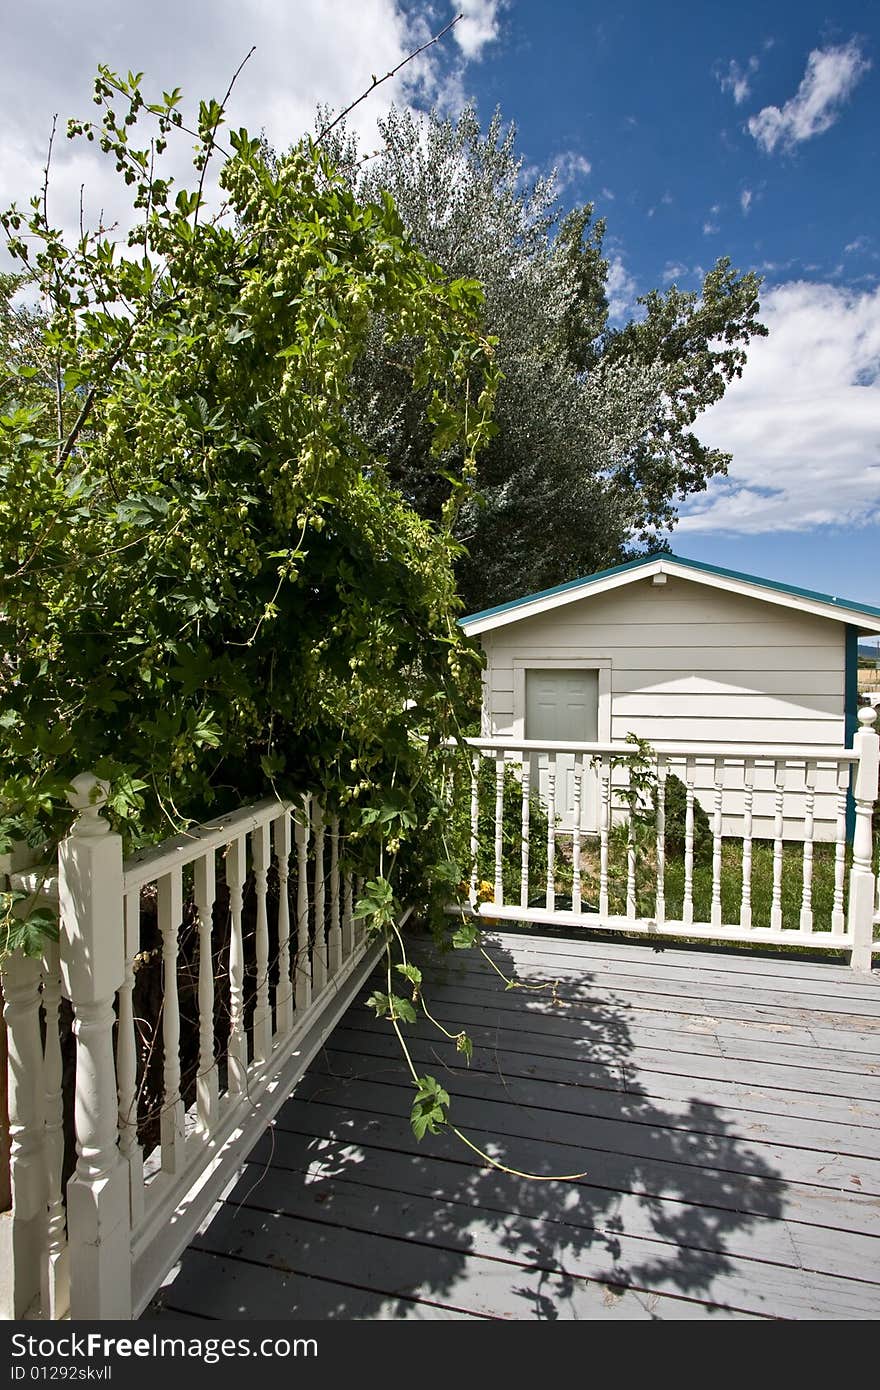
[460, 553, 880, 840]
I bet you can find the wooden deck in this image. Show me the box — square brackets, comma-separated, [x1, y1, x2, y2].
[147, 930, 880, 1321]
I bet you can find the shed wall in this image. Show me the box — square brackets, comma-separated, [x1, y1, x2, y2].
[480, 573, 848, 839]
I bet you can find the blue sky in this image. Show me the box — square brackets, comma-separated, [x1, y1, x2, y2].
[3, 1, 879, 611]
[434, 2, 880, 607]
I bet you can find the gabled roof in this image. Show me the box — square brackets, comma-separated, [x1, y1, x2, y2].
[460, 552, 880, 636]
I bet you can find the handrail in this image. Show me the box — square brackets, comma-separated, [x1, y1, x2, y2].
[460, 736, 859, 762]
[49, 775, 373, 1319]
[122, 795, 297, 891]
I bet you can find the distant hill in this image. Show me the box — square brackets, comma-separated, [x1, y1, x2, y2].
[859, 641, 880, 659]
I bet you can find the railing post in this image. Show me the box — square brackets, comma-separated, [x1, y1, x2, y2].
[58, 772, 132, 1319]
[0, 947, 46, 1318]
[848, 707, 879, 972]
[41, 936, 70, 1319]
[1, 842, 48, 1315]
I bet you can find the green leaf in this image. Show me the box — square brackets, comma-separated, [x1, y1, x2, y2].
[395, 962, 422, 987]
[452, 921, 479, 950]
[366, 990, 391, 1018]
[366, 990, 416, 1023]
[410, 1074, 449, 1140]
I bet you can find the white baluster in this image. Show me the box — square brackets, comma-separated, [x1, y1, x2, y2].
[770, 762, 786, 932]
[741, 758, 754, 930]
[193, 854, 218, 1134]
[520, 756, 531, 910]
[312, 803, 327, 996]
[572, 753, 583, 914]
[832, 764, 848, 933]
[625, 760, 636, 920]
[251, 822, 272, 1064]
[683, 756, 695, 926]
[545, 752, 556, 912]
[599, 756, 610, 918]
[469, 753, 480, 910]
[494, 753, 505, 910]
[848, 707, 880, 971]
[328, 817, 342, 977]
[158, 868, 184, 1173]
[294, 801, 312, 1013]
[353, 875, 364, 943]
[711, 758, 724, 928]
[655, 755, 666, 925]
[225, 835, 247, 1097]
[41, 937, 69, 1319]
[800, 762, 816, 934]
[343, 871, 354, 959]
[273, 815, 293, 1036]
[118, 889, 144, 1220]
[58, 772, 131, 1319]
[0, 949, 46, 1318]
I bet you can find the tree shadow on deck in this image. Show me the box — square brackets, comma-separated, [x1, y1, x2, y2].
[150, 933, 812, 1321]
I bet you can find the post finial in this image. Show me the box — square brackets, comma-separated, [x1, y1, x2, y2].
[66, 773, 111, 837]
[857, 703, 878, 729]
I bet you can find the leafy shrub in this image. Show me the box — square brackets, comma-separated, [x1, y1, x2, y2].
[442, 753, 549, 907]
[659, 772, 713, 863]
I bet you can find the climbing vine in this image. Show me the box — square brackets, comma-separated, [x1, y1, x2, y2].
[0, 60, 591, 1169]
[0, 65, 496, 853]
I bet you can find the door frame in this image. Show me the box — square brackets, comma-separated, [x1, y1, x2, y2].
[512, 657, 612, 743]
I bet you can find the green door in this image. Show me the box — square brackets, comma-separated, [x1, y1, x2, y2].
[525, 669, 600, 831]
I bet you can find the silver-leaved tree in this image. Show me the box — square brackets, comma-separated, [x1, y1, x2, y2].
[293, 104, 767, 611]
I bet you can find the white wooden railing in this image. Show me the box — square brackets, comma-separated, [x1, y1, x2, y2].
[1, 777, 381, 1320]
[1, 711, 878, 1320]
[463, 705, 880, 969]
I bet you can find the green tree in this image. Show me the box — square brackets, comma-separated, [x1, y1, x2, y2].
[305, 104, 766, 611]
[0, 68, 497, 894]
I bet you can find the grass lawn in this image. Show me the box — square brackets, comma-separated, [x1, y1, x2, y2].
[524, 834, 880, 935]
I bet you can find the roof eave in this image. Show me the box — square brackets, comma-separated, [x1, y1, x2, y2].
[460, 556, 880, 637]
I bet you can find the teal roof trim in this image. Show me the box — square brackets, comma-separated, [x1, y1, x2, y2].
[460, 551, 880, 628]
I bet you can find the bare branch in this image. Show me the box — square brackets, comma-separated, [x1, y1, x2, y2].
[40, 115, 66, 462]
[315, 14, 463, 145]
[40, 114, 57, 234]
[192, 46, 256, 235]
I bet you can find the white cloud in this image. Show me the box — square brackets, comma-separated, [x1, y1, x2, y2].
[453, 1, 504, 61]
[748, 40, 870, 154]
[552, 150, 592, 191]
[718, 55, 759, 105]
[679, 281, 880, 534]
[606, 254, 637, 321]
[741, 187, 753, 214]
[0, 1, 501, 254]
[662, 262, 690, 284]
[701, 203, 721, 235]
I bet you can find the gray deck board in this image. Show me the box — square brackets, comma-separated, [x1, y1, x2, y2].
[359, 995, 880, 1098]
[237, 1140, 880, 1285]
[149, 930, 880, 1321]
[317, 1030, 880, 1154]
[265, 1095, 880, 1238]
[347, 996, 880, 1085]
[293, 1071, 880, 1195]
[200, 1168, 878, 1319]
[421, 960, 880, 1021]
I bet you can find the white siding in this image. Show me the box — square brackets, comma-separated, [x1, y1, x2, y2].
[480, 574, 848, 839]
